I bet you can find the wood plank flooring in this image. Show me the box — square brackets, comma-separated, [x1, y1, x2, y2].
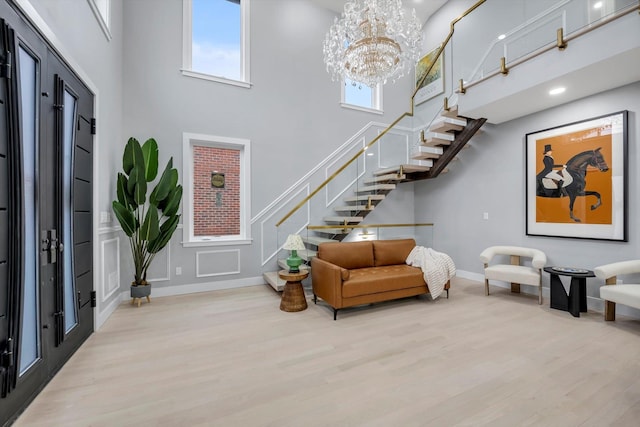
[14, 277, 640, 426]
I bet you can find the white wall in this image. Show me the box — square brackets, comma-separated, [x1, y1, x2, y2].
[414, 81, 639, 315]
[120, 0, 414, 292]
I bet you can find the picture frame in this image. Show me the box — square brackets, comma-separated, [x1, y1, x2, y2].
[525, 111, 628, 241]
[414, 46, 444, 106]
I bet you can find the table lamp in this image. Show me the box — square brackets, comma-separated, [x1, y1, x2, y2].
[283, 234, 305, 273]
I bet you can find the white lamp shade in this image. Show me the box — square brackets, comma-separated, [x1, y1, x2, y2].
[283, 234, 305, 251]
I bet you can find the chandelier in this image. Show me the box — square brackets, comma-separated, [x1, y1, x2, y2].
[323, 0, 422, 88]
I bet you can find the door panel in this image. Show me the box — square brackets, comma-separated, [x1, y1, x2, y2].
[0, 1, 95, 424]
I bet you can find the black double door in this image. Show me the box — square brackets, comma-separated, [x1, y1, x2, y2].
[0, 2, 94, 425]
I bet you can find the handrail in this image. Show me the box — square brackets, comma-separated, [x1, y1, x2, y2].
[307, 223, 434, 230]
[275, 0, 487, 227]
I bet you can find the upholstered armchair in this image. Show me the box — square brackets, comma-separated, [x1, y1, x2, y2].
[479, 246, 547, 304]
[594, 260, 640, 321]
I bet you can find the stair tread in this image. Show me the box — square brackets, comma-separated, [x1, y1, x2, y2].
[441, 105, 459, 118]
[302, 235, 335, 246]
[364, 173, 406, 184]
[334, 205, 374, 212]
[430, 117, 467, 132]
[412, 146, 443, 160]
[313, 228, 352, 235]
[264, 271, 286, 292]
[354, 184, 396, 192]
[323, 216, 364, 223]
[423, 132, 455, 141]
[343, 194, 386, 202]
[373, 165, 430, 176]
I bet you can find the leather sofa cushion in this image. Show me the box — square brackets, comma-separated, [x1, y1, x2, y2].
[318, 241, 374, 270]
[373, 238, 416, 267]
[342, 265, 425, 298]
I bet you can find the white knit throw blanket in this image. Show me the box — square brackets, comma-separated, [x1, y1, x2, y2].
[405, 246, 456, 299]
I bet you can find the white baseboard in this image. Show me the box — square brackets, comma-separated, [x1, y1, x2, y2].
[117, 276, 266, 302]
[455, 269, 640, 320]
[96, 293, 125, 330]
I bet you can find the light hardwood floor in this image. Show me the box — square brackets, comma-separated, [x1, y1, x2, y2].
[14, 277, 640, 426]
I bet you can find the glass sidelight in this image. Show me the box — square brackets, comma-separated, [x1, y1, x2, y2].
[17, 45, 40, 375]
[61, 88, 77, 333]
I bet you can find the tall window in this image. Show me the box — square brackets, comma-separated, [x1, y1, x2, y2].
[182, 0, 251, 87]
[342, 79, 382, 113]
[182, 133, 251, 246]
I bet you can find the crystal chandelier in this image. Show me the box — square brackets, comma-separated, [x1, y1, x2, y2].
[323, 0, 422, 88]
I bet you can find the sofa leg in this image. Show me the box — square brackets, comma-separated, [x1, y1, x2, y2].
[485, 278, 490, 295]
[539, 286, 543, 305]
[313, 294, 317, 304]
[446, 289, 449, 299]
[604, 301, 616, 321]
[333, 308, 338, 321]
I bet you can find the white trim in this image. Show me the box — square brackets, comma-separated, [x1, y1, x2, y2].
[182, 0, 251, 85]
[325, 137, 367, 207]
[117, 275, 264, 302]
[195, 249, 241, 278]
[182, 132, 251, 246]
[340, 103, 384, 115]
[180, 69, 252, 89]
[98, 226, 121, 235]
[87, 0, 112, 41]
[183, 238, 252, 248]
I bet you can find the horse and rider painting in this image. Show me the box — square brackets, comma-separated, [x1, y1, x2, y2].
[534, 127, 612, 224]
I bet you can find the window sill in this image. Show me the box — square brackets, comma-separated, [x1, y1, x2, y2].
[340, 103, 383, 115]
[181, 69, 252, 89]
[182, 238, 253, 248]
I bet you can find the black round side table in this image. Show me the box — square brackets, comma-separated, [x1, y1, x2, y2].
[544, 266, 595, 317]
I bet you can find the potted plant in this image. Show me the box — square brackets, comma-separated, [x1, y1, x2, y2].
[112, 137, 182, 304]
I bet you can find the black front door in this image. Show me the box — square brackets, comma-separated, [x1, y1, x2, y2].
[0, 2, 95, 425]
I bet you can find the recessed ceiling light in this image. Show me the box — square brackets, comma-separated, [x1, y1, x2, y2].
[498, 34, 506, 40]
[594, 1, 603, 9]
[549, 87, 566, 95]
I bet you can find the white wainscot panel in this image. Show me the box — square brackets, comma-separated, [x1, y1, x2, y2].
[196, 249, 240, 278]
[101, 238, 120, 302]
[146, 243, 171, 282]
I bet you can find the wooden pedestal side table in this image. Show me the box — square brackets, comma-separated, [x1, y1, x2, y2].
[278, 270, 309, 312]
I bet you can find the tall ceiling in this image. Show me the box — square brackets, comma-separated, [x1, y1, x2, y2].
[311, 0, 448, 24]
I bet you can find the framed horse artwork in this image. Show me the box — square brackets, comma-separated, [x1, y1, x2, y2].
[525, 111, 628, 241]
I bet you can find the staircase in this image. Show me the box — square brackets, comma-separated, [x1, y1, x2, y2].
[264, 105, 486, 291]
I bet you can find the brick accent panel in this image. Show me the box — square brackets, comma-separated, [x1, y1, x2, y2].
[193, 145, 240, 236]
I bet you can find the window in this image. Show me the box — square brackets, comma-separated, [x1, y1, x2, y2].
[182, 133, 251, 246]
[342, 78, 383, 113]
[88, 0, 111, 40]
[182, 0, 251, 87]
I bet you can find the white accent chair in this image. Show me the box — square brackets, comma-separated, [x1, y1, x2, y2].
[594, 260, 640, 321]
[479, 246, 547, 304]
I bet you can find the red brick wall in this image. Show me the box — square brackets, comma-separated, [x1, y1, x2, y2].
[193, 145, 240, 236]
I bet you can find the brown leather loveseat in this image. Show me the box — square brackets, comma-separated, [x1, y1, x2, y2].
[311, 238, 450, 319]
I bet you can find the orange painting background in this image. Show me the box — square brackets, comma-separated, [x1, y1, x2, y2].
[535, 126, 612, 224]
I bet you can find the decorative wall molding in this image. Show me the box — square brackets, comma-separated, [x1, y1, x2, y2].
[100, 238, 120, 302]
[196, 249, 241, 278]
[145, 243, 171, 282]
[325, 136, 366, 207]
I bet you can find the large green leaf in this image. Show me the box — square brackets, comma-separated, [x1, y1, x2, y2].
[127, 166, 147, 206]
[141, 138, 159, 182]
[140, 206, 159, 242]
[148, 215, 180, 253]
[122, 137, 144, 176]
[162, 185, 182, 217]
[112, 201, 137, 237]
[151, 158, 175, 204]
[116, 173, 130, 207]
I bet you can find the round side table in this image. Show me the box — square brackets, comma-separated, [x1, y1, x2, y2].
[278, 270, 309, 312]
